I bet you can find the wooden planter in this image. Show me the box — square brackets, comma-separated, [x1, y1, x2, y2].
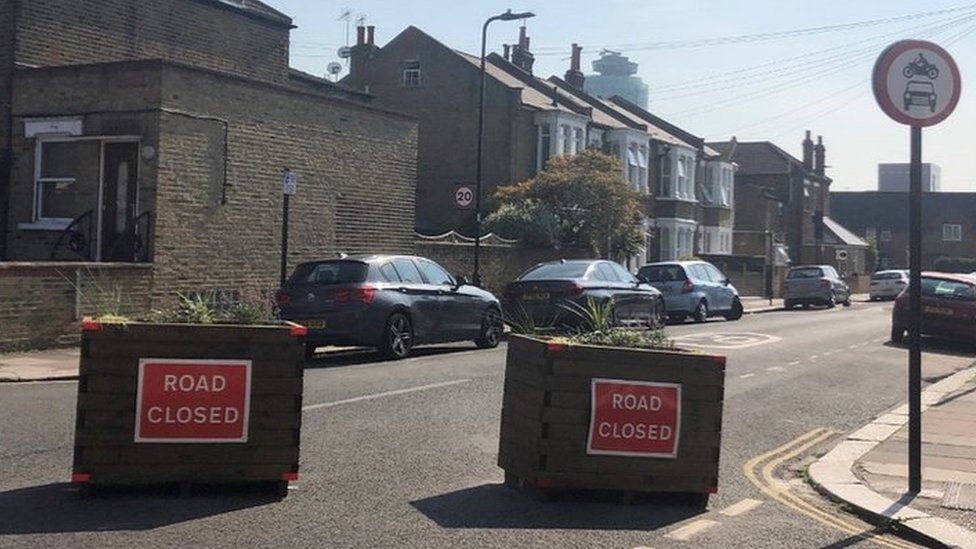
[72, 320, 306, 496]
[498, 335, 725, 504]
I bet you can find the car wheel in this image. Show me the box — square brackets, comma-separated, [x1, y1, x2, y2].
[891, 325, 905, 344]
[692, 300, 708, 323]
[724, 298, 743, 321]
[304, 343, 317, 361]
[649, 296, 667, 330]
[379, 312, 413, 359]
[842, 296, 852, 307]
[827, 293, 836, 309]
[784, 299, 794, 310]
[475, 307, 502, 349]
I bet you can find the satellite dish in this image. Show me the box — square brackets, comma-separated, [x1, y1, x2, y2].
[327, 62, 343, 76]
[337, 46, 352, 59]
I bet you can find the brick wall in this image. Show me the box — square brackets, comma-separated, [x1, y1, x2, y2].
[415, 240, 592, 296]
[0, 0, 13, 259]
[0, 262, 152, 351]
[150, 63, 417, 301]
[12, 0, 291, 84]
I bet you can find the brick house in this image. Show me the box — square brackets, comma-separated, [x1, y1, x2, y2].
[831, 191, 976, 270]
[343, 25, 734, 268]
[0, 0, 417, 348]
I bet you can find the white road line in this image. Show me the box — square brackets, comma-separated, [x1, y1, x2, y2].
[765, 366, 786, 373]
[810, 355, 819, 361]
[302, 379, 472, 412]
[719, 498, 764, 517]
[848, 344, 859, 349]
[788, 360, 801, 366]
[740, 373, 756, 379]
[823, 350, 836, 356]
[666, 519, 719, 541]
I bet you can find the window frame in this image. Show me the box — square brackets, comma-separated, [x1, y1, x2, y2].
[401, 60, 422, 88]
[942, 223, 962, 242]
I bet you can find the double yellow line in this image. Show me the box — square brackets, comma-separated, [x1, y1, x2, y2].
[744, 427, 918, 549]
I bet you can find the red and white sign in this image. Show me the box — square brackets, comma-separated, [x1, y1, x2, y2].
[135, 359, 252, 443]
[872, 40, 961, 127]
[586, 378, 681, 458]
[455, 184, 475, 209]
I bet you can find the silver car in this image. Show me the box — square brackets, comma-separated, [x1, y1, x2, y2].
[784, 265, 851, 309]
[637, 261, 743, 323]
[869, 269, 909, 301]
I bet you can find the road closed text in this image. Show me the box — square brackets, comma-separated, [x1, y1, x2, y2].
[135, 360, 252, 443]
[587, 379, 680, 458]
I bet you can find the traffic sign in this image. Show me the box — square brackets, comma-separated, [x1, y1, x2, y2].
[283, 169, 298, 195]
[872, 40, 961, 127]
[135, 359, 251, 443]
[455, 184, 475, 209]
[586, 378, 680, 458]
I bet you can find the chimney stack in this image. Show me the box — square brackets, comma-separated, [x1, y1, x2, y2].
[510, 26, 535, 73]
[503, 44, 511, 61]
[802, 130, 814, 172]
[356, 25, 366, 46]
[366, 25, 375, 46]
[564, 43, 585, 89]
[814, 135, 825, 176]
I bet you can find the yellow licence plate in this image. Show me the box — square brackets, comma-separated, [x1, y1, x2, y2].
[305, 319, 327, 329]
[924, 306, 953, 316]
[522, 292, 550, 301]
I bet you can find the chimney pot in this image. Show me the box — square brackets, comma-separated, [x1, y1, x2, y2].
[356, 25, 366, 46]
[366, 25, 375, 45]
[519, 26, 527, 48]
[571, 43, 581, 71]
[565, 43, 585, 89]
[503, 44, 511, 60]
[802, 130, 814, 172]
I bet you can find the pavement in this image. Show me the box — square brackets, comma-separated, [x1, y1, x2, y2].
[810, 362, 976, 548]
[0, 294, 822, 383]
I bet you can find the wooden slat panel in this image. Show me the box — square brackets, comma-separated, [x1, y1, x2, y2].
[78, 445, 299, 465]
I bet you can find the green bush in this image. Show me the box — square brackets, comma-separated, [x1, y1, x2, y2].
[932, 256, 976, 273]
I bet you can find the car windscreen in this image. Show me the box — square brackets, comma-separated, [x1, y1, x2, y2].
[872, 272, 903, 280]
[639, 265, 686, 282]
[288, 261, 368, 285]
[519, 263, 589, 280]
[920, 278, 976, 301]
[788, 267, 823, 279]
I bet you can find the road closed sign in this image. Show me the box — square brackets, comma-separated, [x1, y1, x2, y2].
[586, 378, 681, 458]
[872, 40, 961, 127]
[135, 359, 251, 443]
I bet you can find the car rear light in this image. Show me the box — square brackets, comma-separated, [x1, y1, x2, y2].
[564, 283, 584, 296]
[819, 279, 831, 289]
[335, 285, 376, 304]
[274, 291, 291, 306]
[681, 279, 695, 294]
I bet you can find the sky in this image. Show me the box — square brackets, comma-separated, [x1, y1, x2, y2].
[273, 0, 976, 192]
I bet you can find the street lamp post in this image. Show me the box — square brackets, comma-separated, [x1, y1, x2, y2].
[474, 9, 534, 287]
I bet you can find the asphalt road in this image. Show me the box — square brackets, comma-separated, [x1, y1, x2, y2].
[1, 301, 973, 548]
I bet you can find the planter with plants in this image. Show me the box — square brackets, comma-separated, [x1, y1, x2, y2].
[71, 292, 306, 497]
[498, 300, 726, 506]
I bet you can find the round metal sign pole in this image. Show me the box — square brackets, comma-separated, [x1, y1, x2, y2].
[872, 39, 961, 494]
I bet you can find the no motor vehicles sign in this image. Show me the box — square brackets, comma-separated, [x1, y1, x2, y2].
[587, 378, 681, 458]
[135, 359, 252, 443]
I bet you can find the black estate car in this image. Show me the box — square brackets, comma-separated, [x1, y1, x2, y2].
[502, 259, 666, 330]
[277, 255, 502, 359]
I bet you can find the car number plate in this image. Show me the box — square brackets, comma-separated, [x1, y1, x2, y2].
[305, 319, 327, 329]
[522, 292, 550, 301]
[924, 306, 953, 316]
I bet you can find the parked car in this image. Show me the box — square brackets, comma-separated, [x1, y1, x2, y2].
[869, 269, 909, 301]
[636, 261, 743, 323]
[783, 265, 851, 309]
[276, 255, 502, 360]
[502, 259, 665, 330]
[891, 272, 976, 344]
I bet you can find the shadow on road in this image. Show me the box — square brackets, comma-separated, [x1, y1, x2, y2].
[303, 344, 483, 369]
[410, 482, 704, 530]
[884, 337, 976, 382]
[0, 482, 279, 534]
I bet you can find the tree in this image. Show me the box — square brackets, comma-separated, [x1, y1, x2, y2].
[486, 150, 645, 259]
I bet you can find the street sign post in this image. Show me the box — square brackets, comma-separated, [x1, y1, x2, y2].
[280, 169, 297, 286]
[872, 39, 961, 494]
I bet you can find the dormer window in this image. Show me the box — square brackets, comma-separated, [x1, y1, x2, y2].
[402, 60, 421, 88]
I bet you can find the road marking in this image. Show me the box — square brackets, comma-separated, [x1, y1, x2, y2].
[739, 373, 756, 379]
[720, 498, 763, 517]
[665, 519, 719, 541]
[788, 360, 801, 366]
[823, 350, 836, 356]
[810, 355, 819, 360]
[744, 428, 915, 549]
[849, 344, 859, 349]
[765, 366, 786, 373]
[671, 332, 781, 350]
[302, 379, 472, 412]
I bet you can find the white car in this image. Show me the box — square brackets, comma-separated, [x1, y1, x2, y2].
[869, 270, 909, 301]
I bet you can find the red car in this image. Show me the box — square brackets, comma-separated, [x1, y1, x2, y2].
[891, 272, 976, 344]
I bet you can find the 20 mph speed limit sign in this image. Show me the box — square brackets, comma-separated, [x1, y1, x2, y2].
[872, 40, 961, 127]
[455, 184, 475, 209]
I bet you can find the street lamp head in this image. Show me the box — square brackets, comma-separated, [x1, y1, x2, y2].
[498, 9, 535, 21]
